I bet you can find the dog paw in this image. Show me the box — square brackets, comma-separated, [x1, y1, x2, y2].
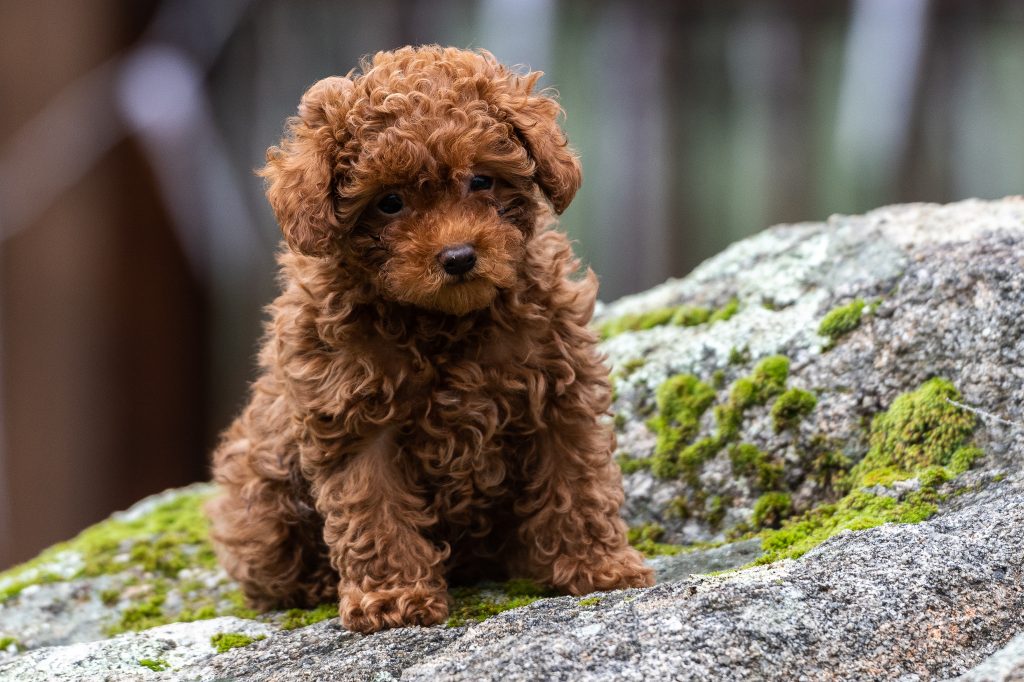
[338, 584, 449, 633]
[557, 547, 655, 595]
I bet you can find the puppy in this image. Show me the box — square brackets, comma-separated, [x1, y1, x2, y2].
[207, 45, 653, 634]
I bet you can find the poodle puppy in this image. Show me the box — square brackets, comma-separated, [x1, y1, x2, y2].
[206, 45, 653, 634]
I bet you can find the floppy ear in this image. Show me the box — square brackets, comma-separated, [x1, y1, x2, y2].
[260, 76, 355, 256]
[500, 72, 583, 215]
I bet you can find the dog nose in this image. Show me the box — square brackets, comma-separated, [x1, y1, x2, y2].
[438, 244, 477, 276]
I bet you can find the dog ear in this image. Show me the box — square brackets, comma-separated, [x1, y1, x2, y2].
[260, 77, 355, 256]
[500, 74, 583, 215]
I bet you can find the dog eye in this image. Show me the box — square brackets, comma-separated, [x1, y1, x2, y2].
[469, 175, 494, 191]
[377, 194, 404, 214]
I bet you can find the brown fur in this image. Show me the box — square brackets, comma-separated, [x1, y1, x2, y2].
[206, 45, 653, 634]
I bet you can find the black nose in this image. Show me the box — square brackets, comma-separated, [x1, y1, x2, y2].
[439, 244, 477, 276]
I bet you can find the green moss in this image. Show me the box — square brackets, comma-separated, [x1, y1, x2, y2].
[647, 374, 716, 478]
[620, 357, 646, 377]
[677, 438, 721, 483]
[115, 594, 168, 633]
[99, 588, 121, 606]
[279, 602, 337, 630]
[706, 495, 728, 527]
[713, 403, 743, 443]
[0, 490, 216, 603]
[756, 378, 980, 564]
[728, 346, 750, 366]
[0, 636, 22, 652]
[771, 388, 817, 432]
[179, 605, 218, 622]
[626, 522, 685, 557]
[497, 578, 545, 598]
[578, 596, 601, 607]
[752, 492, 792, 529]
[818, 299, 866, 343]
[599, 307, 676, 338]
[138, 659, 170, 672]
[210, 632, 266, 654]
[670, 306, 712, 327]
[647, 356, 793, 484]
[729, 443, 783, 490]
[612, 413, 627, 430]
[667, 496, 690, 519]
[715, 355, 790, 445]
[948, 447, 983, 475]
[0, 487, 270, 637]
[446, 595, 542, 627]
[810, 447, 851, 489]
[627, 522, 664, 546]
[728, 356, 789, 411]
[751, 356, 790, 396]
[710, 298, 740, 322]
[615, 453, 651, 475]
[446, 580, 555, 627]
[756, 490, 938, 564]
[849, 378, 976, 485]
[598, 299, 740, 339]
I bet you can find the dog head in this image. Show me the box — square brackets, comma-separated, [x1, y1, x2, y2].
[260, 46, 582, 315]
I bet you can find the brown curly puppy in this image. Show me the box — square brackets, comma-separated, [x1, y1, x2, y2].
[206, 45, 653, 634]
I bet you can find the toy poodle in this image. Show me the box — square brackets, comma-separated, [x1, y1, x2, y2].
[206, 45, 653, 634]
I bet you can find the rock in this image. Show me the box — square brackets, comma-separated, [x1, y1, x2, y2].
[957, 633, 1024, 681]
[1, 197, 1022, 680]
[647, 538, 762, 583]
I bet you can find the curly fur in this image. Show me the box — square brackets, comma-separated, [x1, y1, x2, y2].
[206, 45, 653, 634]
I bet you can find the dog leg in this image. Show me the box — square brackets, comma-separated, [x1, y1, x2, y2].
[515, 410, 654, 595]
[208, 420, 335, 610]
[313, 430, 450, 633]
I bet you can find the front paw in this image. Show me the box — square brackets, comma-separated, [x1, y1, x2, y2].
[557, 547, 655, 595]
[338, 584, 449, 633]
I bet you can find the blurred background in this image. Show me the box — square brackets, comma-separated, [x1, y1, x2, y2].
[1, 0, 1022, 570]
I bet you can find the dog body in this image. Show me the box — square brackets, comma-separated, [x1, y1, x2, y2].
[207, 46, 652, 633]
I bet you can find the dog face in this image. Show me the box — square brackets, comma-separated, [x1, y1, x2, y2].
[260, 46, 582, 315]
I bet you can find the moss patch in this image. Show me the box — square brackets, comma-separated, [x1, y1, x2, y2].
[729, 443, 783, 490]
[851, 378, 976, 480]
[280, 602, 337, 630]
[446, 579, 554, 627]
[715, 355, 790, 444]
[771, 388, 817, 432]
[599, 298, 740, 339]
[627, 523, 686, 557]
[578, 596, 601, 607]
[138, 659, 170, 672]
[615, 452, 649, 475]
[210, 632, 266, 654]
[637, 356, 796, 492]
[647, 375, 716, 478]
[0, 488, 264, 637]
[818, 299, 866, 344]
[0, 636, 23, 652]
[0, 490, 216, 603]
[710, 298, 740, 322]
[755, 378, 979, 564]
[752, 492, 793, 529]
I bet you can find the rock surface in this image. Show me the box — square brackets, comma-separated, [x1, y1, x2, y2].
[1, 197, 1023, 681]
